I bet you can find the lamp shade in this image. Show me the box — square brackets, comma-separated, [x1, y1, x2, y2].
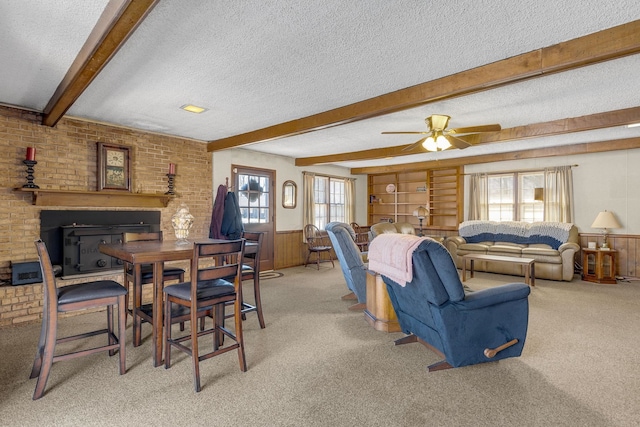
[413, 206, 429, 219]
[591, 211, 621, 229]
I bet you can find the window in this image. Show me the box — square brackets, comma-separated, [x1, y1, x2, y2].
[313, 176, 345, 229]
[488, 172, 544, 222]
[237, 173, 270, 224]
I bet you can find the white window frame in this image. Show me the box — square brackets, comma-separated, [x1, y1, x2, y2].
[487, 171, 544, 222]
[313, 176, 346, 229]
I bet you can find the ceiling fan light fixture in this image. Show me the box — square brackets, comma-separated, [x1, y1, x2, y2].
[422, 136, 438, 151]
[436, 135, 451, 150]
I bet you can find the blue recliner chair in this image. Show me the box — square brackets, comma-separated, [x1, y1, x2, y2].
[380, 237, 531, 371]
[325, 222, 367, 307]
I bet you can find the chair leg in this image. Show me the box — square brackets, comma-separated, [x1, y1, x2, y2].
[304, 250, 312, 268]
[233, 299, 247, 372]
[252, 276, 266, 329]
[32, 317, 57, 400]
[164, 298, 172, 369]
[107, 304, 115, 357]
[118, 295, 126, 375]
[132, 274, 143, 347]
[123, 277, 130, 325]
[30, 309, 49, 379]
[191, 309, 201, 393]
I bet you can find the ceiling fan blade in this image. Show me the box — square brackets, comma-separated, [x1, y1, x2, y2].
[447, 134, 476, 149]
[449, 124, 501, 134]
[382, 131, 429, 135]
[401, 137, 428, 152]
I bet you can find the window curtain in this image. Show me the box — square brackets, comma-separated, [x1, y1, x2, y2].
[468, 173, 488, 220]
[302, 172, 316, 242]
[345, 178, 355, 224]
[544, 166, 574, 222]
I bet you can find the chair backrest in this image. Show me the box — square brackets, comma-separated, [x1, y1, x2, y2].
[325, 222, 367, 303]
[192, 240, 245, 296]
[122, 231, 163, 243]
[304, 224, 330, 249]
[34, 240, 59, 319]
[241, 231, 263, 276]
[409, 239, 466, 306]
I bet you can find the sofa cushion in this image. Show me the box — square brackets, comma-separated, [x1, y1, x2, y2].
[521, 247, 562, 263]
[459, 243, 492, 251]
[487, 245, 524, 255]
[494, 241, 527, 248]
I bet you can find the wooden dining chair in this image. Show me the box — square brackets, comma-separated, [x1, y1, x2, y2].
[163, 239, 247, 392]
[224, 231, 266, 328]
[30, 240, 127, 400]
[122, 231, 185, 347]
[350, 222, 370, 252]
[304, 224, 335, 269]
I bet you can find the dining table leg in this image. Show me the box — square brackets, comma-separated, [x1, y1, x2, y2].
[152, 261, 165, 367]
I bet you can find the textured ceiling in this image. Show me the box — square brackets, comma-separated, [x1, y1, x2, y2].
[1, 1, 639, 170]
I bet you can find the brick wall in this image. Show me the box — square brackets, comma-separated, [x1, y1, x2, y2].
[0, 106, 212, 327]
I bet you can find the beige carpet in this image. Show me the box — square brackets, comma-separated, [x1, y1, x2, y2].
[1, 266, 639, 426]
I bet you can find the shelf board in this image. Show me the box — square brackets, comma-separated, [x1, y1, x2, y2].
[15, 188, 172, 208]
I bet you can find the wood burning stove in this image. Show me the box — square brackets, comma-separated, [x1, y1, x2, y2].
[61, 224, 152, 276]
[40, 210, 161, 278]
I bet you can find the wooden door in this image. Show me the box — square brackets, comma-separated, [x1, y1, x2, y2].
[232, 165, 275, 271]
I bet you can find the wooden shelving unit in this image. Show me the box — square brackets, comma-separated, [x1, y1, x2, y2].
[367, 167, 462, 230]
[15, 188, 172, 208]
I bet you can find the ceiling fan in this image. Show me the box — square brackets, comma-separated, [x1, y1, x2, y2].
[382, 114, 501, 152]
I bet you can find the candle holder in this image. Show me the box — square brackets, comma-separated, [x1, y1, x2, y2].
[165, 173, 175, 195]
[22, 160, 39, 189]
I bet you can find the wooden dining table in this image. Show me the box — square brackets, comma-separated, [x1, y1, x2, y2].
[99, 237, 256, 367]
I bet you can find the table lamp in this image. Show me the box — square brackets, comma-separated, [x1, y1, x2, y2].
[413, 206, 429, 237]
[590, 210, 621, 249]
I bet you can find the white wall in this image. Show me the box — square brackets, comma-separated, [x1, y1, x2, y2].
[464, 148, 640, 235]
[211, 148, 368, 231]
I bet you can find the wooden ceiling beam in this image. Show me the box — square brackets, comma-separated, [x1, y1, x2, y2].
[42, 0, 159, 127]
[207, 19, 640, 152]
[349, 137, 640, 175]
[295, 106, 640, 166]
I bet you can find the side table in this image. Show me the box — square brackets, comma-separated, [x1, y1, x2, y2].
[582, 248, 617, 284]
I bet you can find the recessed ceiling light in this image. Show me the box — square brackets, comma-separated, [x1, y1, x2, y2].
[180, 104, 208, 114]
[627, 122, 640, 128]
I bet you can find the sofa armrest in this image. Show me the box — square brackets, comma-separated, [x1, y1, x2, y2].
[444, 236, 466, 248]
[558, 241, 579, 253]
[454, 283, 531, 311]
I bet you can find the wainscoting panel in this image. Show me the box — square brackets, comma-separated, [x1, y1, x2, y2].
[275, 230, 306, 269]
[579, 233, 640, 278]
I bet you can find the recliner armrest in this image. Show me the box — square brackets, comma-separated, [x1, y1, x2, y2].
[454, 283, 530, 311]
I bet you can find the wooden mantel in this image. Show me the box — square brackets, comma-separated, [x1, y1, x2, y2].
[15, 188, 172, 208]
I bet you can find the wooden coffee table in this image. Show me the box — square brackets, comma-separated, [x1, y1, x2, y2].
[462, 254, 535, 286]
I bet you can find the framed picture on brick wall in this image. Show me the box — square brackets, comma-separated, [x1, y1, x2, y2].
[97, 142, 131, 191]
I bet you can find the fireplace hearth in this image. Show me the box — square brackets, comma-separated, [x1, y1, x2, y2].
[40, 210, 160, 278]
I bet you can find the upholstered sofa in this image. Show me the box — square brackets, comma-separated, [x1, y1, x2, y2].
[444, 221, 580, 281]
[368, 222, 416, 241]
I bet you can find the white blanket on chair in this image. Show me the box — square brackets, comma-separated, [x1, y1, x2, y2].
[368, 234, 426, 287]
